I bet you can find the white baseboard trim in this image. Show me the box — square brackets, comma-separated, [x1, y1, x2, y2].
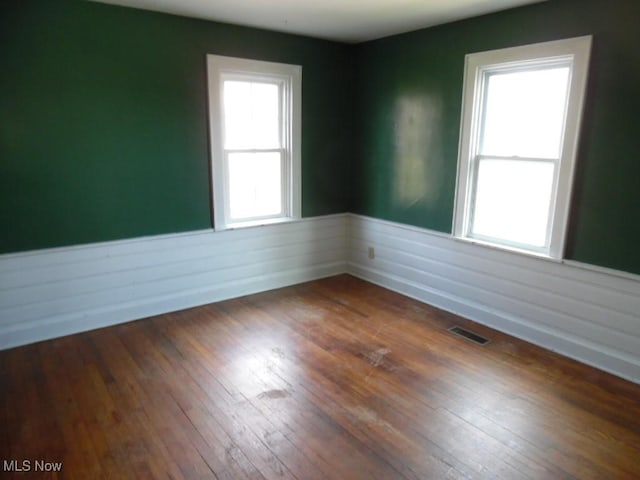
[346, 214, 640, 384]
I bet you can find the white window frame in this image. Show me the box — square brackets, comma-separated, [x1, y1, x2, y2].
[453, 36, 592, 259]
[207, 54, 301, 230]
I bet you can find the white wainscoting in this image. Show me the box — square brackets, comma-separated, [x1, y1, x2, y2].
[0, 215, 348, 349]
[347, 214, 640, 384]
[2, 212, 638, 384]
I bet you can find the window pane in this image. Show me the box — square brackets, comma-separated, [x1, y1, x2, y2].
[223, 81, 280, 149]
[471, 158, 555, 248]
[481, 67, 570, 159]
[228, 152, 282, 220]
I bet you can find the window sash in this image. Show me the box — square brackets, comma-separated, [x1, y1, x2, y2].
[468, 155, 558, 251]
[477, 64, 571, 160]
[223, 149, 287, 223]
[465, 65, 567, 252]
[221, 77, 284, 151]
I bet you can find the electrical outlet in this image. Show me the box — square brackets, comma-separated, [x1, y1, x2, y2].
[368, 246, 375, 259]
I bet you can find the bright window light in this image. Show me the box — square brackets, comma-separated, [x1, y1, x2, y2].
[228, 152, 282, 219]
[470, 66, 570, 248]
[472, 159, 554, 247]
[481, 67, 570, 159]
[223, 81, 280, 150]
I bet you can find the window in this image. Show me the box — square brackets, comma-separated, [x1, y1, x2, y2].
[453, 36, 592, 258]
[207, 55, 301, 230]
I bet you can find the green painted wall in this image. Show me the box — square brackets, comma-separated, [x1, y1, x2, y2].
[0, 0, 354, 253]
[3, 0, 639, 276]
[352, 0, 640, 275]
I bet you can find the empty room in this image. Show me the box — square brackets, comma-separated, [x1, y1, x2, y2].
[1, 0, 639, 478]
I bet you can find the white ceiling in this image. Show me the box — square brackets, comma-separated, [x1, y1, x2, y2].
[94, 0, 545, 43]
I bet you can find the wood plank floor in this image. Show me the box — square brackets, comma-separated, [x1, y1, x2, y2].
[1, 274, 639, 479]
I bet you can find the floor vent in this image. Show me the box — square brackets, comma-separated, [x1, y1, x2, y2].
[448, 326, 490, 345]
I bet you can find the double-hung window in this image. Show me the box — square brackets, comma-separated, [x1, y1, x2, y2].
[207, 55, 301, 230]
[453, 36, 592, 258]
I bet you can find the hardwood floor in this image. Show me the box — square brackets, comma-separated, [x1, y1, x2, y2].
[1, 274, 639, 479]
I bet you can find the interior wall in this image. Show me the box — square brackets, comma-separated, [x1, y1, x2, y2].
[2, 1, 639, 280]
[0, 215, 348, 350]
[4, 0, 639, 277]
[352, 0, 640, 276]
[0, 0, 354, 254]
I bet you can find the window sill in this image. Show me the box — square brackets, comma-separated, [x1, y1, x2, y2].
[216, 216, 299, 232]
[452, 235, 562, 263]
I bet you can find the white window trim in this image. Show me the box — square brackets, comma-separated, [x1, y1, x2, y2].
[206, 55, 302, 231]
[453, 36, 592, 259]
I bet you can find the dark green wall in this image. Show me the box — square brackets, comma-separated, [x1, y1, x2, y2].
[353, 0, 640, 275]
[3, 0, 640, 276]
[0, 0, 354, 252]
